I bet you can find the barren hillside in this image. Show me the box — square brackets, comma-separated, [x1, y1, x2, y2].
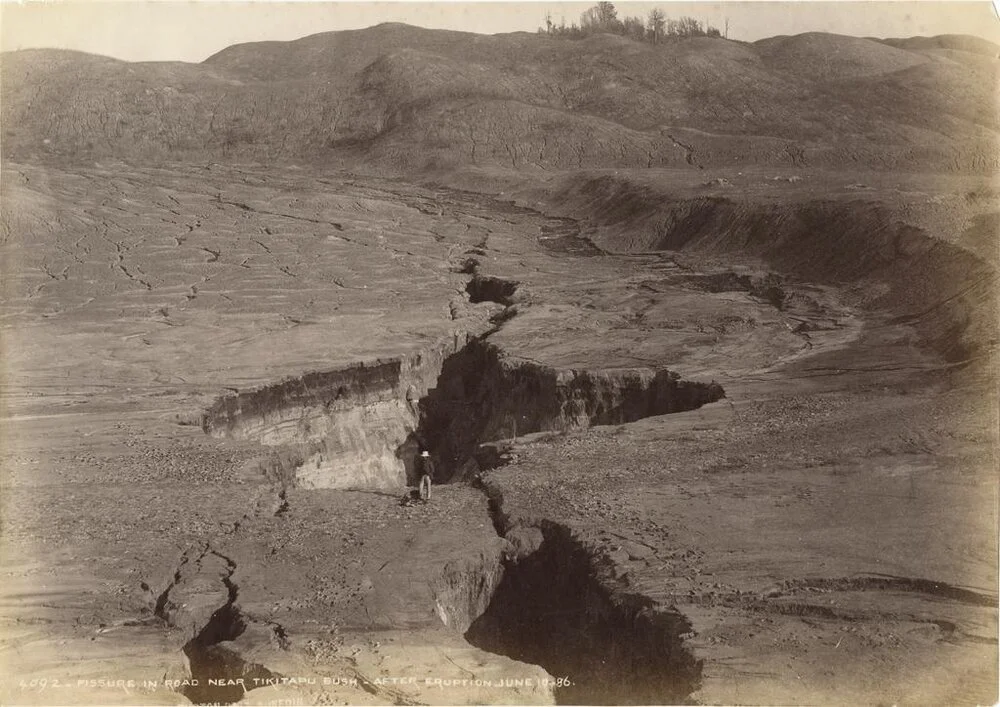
[3, 23, 997, 172]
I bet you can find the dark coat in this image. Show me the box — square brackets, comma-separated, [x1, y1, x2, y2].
[418, 455, 435, 480]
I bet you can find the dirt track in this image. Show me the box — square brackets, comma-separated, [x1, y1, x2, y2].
[1, 161, 996, 705]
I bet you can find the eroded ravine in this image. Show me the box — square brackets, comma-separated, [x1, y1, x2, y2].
[184, 272, 725, 705]
[179, 181, 995, 704]
[200, 274, 725, 492]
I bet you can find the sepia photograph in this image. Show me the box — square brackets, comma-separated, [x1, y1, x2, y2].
[0, 1, 997, 704]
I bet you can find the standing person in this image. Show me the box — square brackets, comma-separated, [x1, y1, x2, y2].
[418, 450, 434, 501]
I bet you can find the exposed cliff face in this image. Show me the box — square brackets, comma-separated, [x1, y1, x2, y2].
[203, 361, 405, 441]
[202, 344, 462, 490]
[552, 176, 998, 363]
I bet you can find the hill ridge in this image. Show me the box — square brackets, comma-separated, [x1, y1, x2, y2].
[2, 27, 996, 173]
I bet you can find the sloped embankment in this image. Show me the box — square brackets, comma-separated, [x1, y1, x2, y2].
[551, 175, 997, 363]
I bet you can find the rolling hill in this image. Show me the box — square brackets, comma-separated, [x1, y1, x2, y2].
[2, 23, 998, 172]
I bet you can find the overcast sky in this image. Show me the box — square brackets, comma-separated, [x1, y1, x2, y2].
[2, 1, 998, 63]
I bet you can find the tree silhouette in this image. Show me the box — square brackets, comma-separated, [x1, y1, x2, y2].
[647, 9, 666, 43]
[545, 4, 723, 43]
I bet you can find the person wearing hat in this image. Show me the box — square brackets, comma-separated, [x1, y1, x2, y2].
[417, 450, 434, 501]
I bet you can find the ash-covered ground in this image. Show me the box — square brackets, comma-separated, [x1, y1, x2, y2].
[1, 18, 997, 707]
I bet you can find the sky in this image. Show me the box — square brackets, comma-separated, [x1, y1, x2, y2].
[2, 1, 998, 63]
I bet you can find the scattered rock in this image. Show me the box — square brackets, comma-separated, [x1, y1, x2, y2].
[621, 541, 655, 561]
[504, 525, 544, 560]
[608, 548, 631, 564]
